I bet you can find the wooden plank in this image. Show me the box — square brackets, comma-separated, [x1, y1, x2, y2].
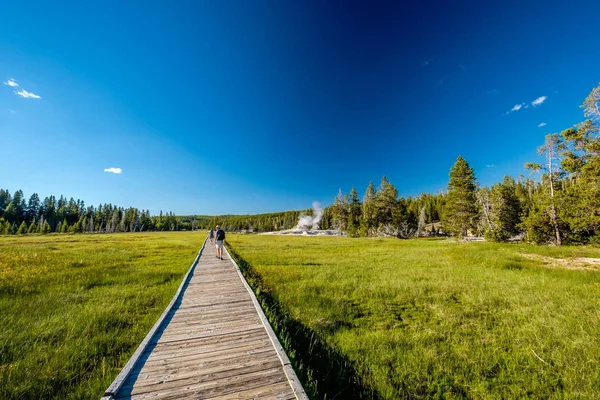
[144, 338, 271, 364]
[122, 366, 287, 400]
[179, 294, 250, 305]
[179, 296, 250, 306]
[163, 318, 260, 331]
[206, 381, 297, 400]
[108, 237, 304, 400]
[127, 352, 279, 389]
[156, 319, 262, 339]
[143, 328, 265, 355]
[164, 317, 260, 332]
[183, 284, 247, 294]
[149, 323, 265, 345]
[124, 361, 284, 396]
[141, 344, 274, 370]
[103, 238, 207, 398]
[169, 301, 255, 315]
[163, 311, 259, 328]
[167, 304, 256, 319]
[138, 351, 276, 381]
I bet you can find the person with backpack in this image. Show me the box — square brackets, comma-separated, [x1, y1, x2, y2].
[215, 225, 225, 260]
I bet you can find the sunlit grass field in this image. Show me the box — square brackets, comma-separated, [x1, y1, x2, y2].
[0, 232, 203, 400]
[227, 235, 600, 399]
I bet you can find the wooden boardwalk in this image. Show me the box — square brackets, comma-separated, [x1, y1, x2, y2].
[103, 238, 307, 400]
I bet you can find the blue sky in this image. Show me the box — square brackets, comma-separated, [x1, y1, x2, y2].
[1, 1, 599, 215]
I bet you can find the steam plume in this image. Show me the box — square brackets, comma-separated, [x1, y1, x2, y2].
[297, 202, 323, 230]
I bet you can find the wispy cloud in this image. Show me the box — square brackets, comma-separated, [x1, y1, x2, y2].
[486, 164, 495, 168]
[421, 57, 435, 66]
[3, 78, 18, 87]
[9, 109, 16, 115]
[510, 104, 524, 112]
[15, 89, 41, 99]
[104, 167, 122, 174]
[4, 78, 42, 99]
[507, 95, 548, 114]
[531, 96, 547, 107]
[538, 122, 547, 127]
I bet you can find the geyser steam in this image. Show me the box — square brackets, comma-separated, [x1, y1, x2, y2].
[297, 202, 324, 230]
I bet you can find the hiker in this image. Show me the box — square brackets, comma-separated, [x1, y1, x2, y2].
[215, 225, 225, 260]
[209, 228, 214, 244]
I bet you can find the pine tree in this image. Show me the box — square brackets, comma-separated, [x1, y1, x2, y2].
[417, 206, 426, 237]
[524, 134, 564, 245]
[42, 221, 51, 234]
[346, 187, 361, 237]
[443, 156, 478, 239]
[28, 219, 37, 234]
[72, 219, 83, 233]
[483, 177, 522, 241]
[16, 221, 28, 234]
[361, 181, 376, 236]
[374, 176, 398, 232]
[3, 203, 17, 224]
[332, 189, 348, 234]
[61, 218, 69, 233]
[555, 85, 600, 242]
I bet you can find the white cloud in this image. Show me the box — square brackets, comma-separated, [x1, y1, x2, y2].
[531, 96, 547, 107]
[3, 78, 18, 87]
[104, 168, 122, 174]
[486, 164, 495, 168]
[15, 89, 41, 99]
[510, 103, 524, 112]
[538, 122, 547, 127]
[507, 95, 548, 114]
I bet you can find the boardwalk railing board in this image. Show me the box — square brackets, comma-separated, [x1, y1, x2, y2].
[102, 237, 208, 400]
[224, 245, 309, 400]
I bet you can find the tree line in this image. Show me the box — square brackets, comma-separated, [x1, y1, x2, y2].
[2, 82, 598, 245]
[444, 82, 600, 244]
[0, 191, 212, 234]
[327, 82, 600, 244]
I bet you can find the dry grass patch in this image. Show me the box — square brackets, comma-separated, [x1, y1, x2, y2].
[518, 253, 600, 271]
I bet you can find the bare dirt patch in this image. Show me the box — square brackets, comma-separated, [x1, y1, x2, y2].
[518, 253, 600, 271]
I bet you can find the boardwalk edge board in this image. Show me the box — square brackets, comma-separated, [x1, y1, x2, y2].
[102, 237, 208, 400]
[224, 245, 309, 400]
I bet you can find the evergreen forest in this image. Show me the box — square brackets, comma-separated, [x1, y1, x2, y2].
[2, 83, 599, 245]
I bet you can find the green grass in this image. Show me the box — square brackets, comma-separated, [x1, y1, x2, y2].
[0, 232, 203, 400]
[227, 235, 600, 399]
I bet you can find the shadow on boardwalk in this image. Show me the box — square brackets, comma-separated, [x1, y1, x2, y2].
[228, 246, 383, 400]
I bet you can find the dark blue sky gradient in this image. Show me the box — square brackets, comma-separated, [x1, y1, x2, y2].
[1, 1, 599, 214]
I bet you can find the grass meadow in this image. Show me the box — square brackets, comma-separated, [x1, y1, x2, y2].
[227, 235, 600, 399]
[0, 232, 203, 399]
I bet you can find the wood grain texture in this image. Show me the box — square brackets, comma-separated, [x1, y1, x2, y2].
[104, 237, 306, 400]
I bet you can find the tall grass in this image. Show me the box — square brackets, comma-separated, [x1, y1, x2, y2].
[0, 232, 202, 399]
[227, 235, 600, 399]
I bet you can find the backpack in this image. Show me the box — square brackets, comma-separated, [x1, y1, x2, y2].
[216, 229, 225, 241]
